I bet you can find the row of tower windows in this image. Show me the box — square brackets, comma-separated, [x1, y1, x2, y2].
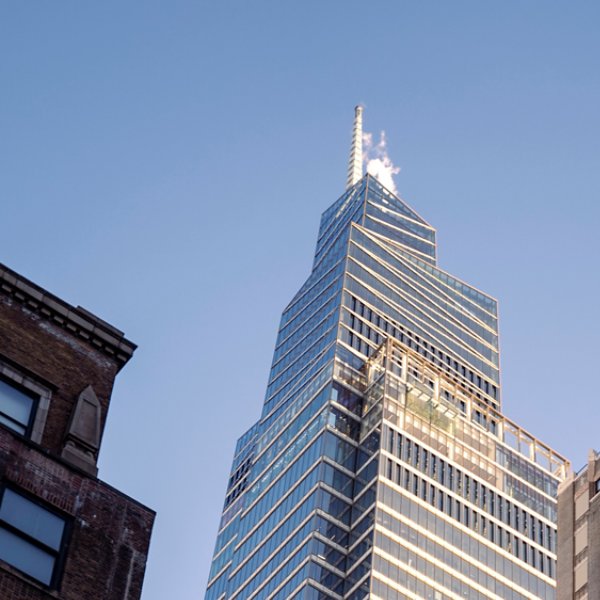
[378, 485, 555, 599]
[232, 494, 346, 594]
[376, 531, 509, 600]
[273, 293, 338, 371]
[281, 257, 342, 332]
[229, 484, 351, 597]
[371, 575, 439, 600]
[228, 457, 252, 490]
[224, 454, 254, 509]
[347, 295, 498, 403]
[231, 518, 324, 599]
[224, 478, 248, 509]
[278, 559, 344, 600]
[384, 427, 556, 550]
[383, 457, 555, 577]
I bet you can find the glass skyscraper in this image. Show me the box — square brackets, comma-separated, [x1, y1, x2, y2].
[206, 111, 569, 600]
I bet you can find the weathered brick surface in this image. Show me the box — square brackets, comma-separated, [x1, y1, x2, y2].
[0, 432, 154, 599]
[0, 269, 154, 600]
[0, 295, 118, 455]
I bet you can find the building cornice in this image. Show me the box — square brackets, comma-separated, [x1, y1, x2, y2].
[0, 263, 136, 370]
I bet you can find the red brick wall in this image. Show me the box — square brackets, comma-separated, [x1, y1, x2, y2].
[0, 278, 154, 600]
[0, 294, 119, 456]
[0, 427, 154, 599]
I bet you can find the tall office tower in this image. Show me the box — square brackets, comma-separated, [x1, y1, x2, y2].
[206, 108, 570, 599]
[0, 263, 154, 599]
[556, 450, 600, 600]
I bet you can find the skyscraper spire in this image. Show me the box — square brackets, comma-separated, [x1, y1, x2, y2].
[346, 105, 363, 189]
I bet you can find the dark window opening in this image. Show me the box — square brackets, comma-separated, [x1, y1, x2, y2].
[0, 486, 69, 587]
[0, 377, 38, 437]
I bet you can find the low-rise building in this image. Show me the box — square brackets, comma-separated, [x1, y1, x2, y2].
[0, 263, 154, 599]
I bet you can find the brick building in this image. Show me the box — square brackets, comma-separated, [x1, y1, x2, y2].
[0, 263, 154, 599]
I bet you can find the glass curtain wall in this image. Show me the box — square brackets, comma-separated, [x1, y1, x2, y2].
[206, 174, 568, 600]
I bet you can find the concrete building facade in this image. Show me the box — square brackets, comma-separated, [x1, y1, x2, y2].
[0, 263, 154, 599]
[557, 450, 600, 600]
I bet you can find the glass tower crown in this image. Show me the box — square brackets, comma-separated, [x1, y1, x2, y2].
[206, 169, 568, 600]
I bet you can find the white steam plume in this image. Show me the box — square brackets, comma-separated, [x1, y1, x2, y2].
[363, 131, 400, 195]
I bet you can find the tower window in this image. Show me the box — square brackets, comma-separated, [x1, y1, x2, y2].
[0, 487, 68, 587]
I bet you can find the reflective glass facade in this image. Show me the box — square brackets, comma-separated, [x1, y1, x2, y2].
[206, 174, 569, 599]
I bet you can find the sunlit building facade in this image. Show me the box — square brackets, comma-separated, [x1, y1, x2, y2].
[556, 450, 600, 600]
[206, 123, 569, 599]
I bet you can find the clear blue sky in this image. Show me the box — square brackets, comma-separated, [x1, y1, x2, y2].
[2, 3, 600, 599]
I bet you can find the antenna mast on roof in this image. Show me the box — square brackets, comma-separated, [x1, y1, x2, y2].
[346, 105, 364, 189]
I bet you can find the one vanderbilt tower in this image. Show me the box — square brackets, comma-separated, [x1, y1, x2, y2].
[206, 108, 569, 600]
